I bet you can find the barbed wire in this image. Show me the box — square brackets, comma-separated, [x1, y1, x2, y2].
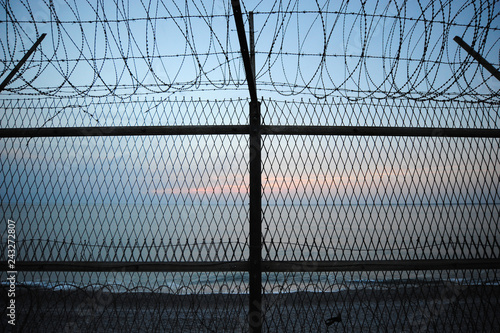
[0, 0, 498, 101]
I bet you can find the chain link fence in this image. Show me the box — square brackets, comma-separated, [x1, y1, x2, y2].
[1, 96, 499, 331]
[259, 98, 500, 332]
[1, 0, 499, 330]
[1, 98, 251, 331]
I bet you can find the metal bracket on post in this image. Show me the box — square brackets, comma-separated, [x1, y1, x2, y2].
[231, 1, 262, 332]
[0, 33, 47, 93]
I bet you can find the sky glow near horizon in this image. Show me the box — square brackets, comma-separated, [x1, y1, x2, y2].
[0, 0, 499, 207]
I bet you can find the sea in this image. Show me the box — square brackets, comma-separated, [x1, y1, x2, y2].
[2, 203, 499, 294]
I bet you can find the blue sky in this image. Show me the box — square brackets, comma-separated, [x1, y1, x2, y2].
[1, 0, 499, 206]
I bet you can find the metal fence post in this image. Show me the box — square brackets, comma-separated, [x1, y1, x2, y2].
[249, 99, 262, 332]
[230, 1, 262, 330]
[0, 33, 46, 93]
[453, 36, 500, 82]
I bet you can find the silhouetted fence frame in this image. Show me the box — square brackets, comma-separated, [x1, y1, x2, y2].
[2, 1, 500, 331]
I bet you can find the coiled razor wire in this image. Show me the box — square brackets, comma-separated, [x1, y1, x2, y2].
[0, 0, 498, 101]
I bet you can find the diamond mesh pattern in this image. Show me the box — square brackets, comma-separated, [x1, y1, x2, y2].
[1, 134, 249, 262]
[262, 135, 500, 261]
[262, 98, 500, 128]
[0, 97, 248, 128]
[1, 96, 499, 331]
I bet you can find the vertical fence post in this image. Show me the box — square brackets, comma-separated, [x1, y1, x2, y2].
[230, 2, 262, 330]
[248, 11, 262, 333]
[249, 99, 262, 332]
[249, 12, 255, 80]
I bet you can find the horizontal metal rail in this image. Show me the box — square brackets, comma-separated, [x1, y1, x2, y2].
[4, 258, 500, 272]
[261, 125, 500, 138]
[1, 125, 500, 138]
[0, 125, 249, 137]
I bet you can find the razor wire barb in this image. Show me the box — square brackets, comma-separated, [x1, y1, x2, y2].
[0, 0, 498, 101]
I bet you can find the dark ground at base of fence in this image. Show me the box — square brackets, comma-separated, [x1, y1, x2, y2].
[1, 285, 499, 332]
